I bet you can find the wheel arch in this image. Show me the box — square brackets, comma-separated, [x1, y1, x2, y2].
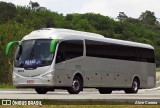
[132, 75, 140, 87]
[72, 72, 84, 87]
[68, 72, 84, 93]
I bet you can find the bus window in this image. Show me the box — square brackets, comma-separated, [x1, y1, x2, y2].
[86, 40, 105, 58]
[56, 40, 83, 63]
[56, 42, 65, 63]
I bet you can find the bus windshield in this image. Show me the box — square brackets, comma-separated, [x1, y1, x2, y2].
[14, 39, 54, 68]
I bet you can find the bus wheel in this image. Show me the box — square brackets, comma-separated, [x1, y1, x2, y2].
[35, 88, 48, 94]
[98, 88, 112, 94]
[67, 76, 82, 94]
[124, 78, 139, 94]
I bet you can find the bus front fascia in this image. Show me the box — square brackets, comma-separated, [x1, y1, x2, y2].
[50, 39, 59, 53]
[5, 41, 19, 55]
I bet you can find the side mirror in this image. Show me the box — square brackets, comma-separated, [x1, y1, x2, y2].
[50, 39, 58, 53]
[5, 41, 19, 55]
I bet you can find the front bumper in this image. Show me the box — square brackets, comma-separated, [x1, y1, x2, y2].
[13, 74, 54, 88]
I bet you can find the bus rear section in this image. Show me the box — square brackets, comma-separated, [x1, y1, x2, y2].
[83, 39, 155, 94]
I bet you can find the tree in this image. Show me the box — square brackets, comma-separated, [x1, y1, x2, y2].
[75, 19, 96, 32]
[117, 12, 128, 21]
[139, 10, 156, 25]
[125, 18, 140, 24]
[66, 14, 73, 21]
[29, 1, 40, 9]
[0, 2, 17, 23]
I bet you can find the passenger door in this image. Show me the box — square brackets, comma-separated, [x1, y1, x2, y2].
[54, 40, 84, 86]
[54, 42, 66, 86]
[63, 40, 84, 86]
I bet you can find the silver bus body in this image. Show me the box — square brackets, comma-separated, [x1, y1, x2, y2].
[7, 28, 156, 94]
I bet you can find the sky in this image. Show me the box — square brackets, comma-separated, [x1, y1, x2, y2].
[0, 0, 160, 18]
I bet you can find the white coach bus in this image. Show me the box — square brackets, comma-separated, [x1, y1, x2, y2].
[6, 28, 156, 94]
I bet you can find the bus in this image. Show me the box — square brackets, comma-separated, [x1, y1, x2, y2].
[6, 28, 156, 94]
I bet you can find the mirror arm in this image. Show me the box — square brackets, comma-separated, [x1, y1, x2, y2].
[50, 39, 58, 53]
[5, 41, 19, 55]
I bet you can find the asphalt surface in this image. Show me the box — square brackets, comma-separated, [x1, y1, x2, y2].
[0, 87, 160, 100]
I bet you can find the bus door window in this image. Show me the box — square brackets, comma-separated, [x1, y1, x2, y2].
[56, 42, 65, 63]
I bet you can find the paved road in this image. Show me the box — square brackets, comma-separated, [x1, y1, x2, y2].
[0, 87, 160, 100]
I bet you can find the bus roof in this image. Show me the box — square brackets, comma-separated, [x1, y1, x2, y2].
[23, 28, 154, 49]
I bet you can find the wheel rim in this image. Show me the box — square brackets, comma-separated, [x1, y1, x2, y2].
[133, 81, 138, 91]
[72, 79, 80, 91]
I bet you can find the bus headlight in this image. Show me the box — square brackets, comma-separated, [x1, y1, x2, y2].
[13, 73, 20, 79]
[42, 72, 53, 79]
[13, 74, 16, 79]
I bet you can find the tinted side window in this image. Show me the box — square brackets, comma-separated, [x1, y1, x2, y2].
[56, 41, 65, 63]
[138, 48, 155, 63]
[85, 40, 154, 63]
[147, 49, 155, 63]
[56, 40, 83, 63]
[86, 40, 105, 58]
[104, 44, 137, 61]
[86, 40, 137, 60]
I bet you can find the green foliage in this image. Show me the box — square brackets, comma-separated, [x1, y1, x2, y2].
[0, 83, 15, 88]
[1, 2, 160, 84]
[75, 19, 96, 32]
[139, 10, 157, 25]
[0, 1, 17, 23]
[117, 12, 128, 21]
[0, 21, 33, 83]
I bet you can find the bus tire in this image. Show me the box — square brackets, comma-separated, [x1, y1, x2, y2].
[98, 88, 112, 94]
[124, 78, 139, 94]
[67, 76, 82, 94]
[35, 88, 48, 94]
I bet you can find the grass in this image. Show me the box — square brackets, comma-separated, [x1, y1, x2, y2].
[156, 72, 160, 78]
[0, 83, 15, 88]
[156, 68, 160, 72]
[0, 99, 160, 107]
[0, 105, 160, 108]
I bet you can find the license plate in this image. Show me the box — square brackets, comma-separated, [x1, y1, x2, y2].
[27, 80, 34, 84]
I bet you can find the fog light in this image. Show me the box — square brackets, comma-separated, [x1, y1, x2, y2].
[13, 73, 20, 79]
